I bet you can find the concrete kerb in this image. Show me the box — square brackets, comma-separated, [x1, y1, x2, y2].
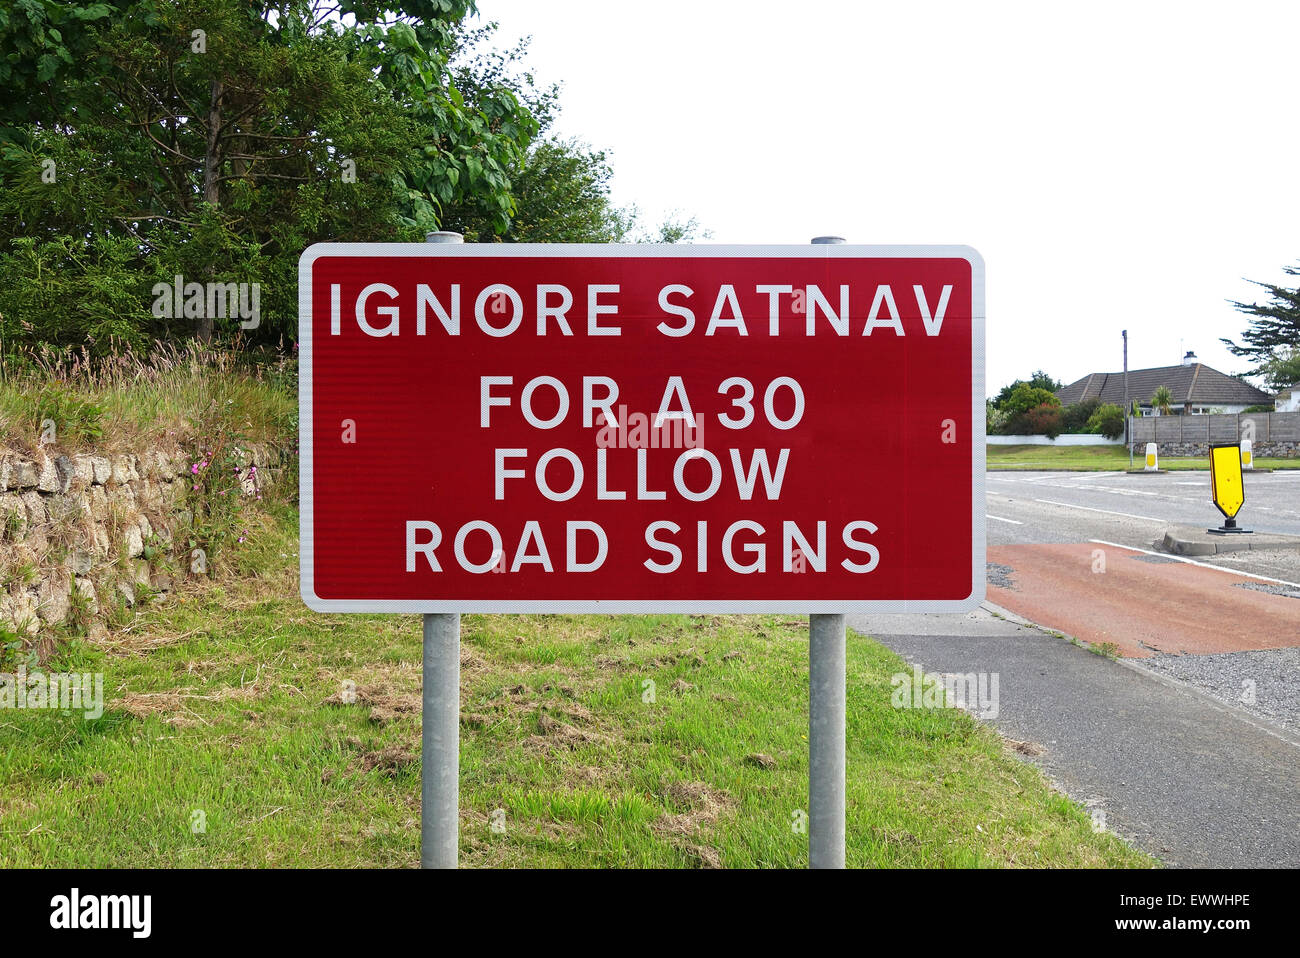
[1156, 526, 1300, 557]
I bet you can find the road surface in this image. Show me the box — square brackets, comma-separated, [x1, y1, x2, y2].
[851, 468, 1300, 868]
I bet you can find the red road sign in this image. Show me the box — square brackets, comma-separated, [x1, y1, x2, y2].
[299, 244, 984, 612]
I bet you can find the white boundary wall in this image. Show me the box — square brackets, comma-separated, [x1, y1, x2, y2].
[988, 434, 1123, 446]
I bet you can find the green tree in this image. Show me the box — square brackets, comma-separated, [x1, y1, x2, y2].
[1000, 382, 1061, 417]
[628, 212, 708, 244]
[1221, 262, 1300, 385]
[0, 1, 114, 130]
[1150, 384, 1173, 415]
[434, 25, 704, 246]
[997, 384, 1062, 436]
[1257, 348, 1300, 393]
[445, 137, 633, 243]
[0, 0, 538, 348]
[993, 370, 1062, 408]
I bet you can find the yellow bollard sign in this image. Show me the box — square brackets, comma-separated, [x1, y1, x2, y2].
[1209, 443, 1245, 519]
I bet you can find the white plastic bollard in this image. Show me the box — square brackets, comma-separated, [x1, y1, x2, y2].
[1241, 438, 1253, 470]
[1144, 442, 1158, 471]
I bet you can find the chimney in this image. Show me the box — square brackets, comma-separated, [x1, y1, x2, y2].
[1182, 350, 1197, 366]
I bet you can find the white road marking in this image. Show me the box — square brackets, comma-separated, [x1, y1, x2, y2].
[1088, 539, 1300, 590]
[987, 514, 1023, 524]
[1058, 483, 1206, 505]
[1032, 498, 1165, 522]
[1086, 485, 1163, 496]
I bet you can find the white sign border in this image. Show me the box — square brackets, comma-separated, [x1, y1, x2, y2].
[298, 243, 986, 614]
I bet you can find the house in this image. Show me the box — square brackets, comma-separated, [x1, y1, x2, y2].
[1276, 383, 1300, 413]
[1056, 351, 1273, 415]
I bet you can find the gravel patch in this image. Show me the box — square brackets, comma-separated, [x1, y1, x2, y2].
[1233, 581, 1300, 599]
[1140, 647, 1300, 735]
[986, 562, 1016, 589]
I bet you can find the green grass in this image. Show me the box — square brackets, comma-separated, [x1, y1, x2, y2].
[987, 443, 1300, 471]
[0, 503, 1152, 868]
[0, 343, 295, 451]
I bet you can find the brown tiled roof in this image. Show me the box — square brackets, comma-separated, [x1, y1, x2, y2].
[1056, 363, 1272, 407]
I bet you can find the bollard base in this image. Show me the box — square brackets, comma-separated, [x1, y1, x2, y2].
[1208, 517, 1251, 535]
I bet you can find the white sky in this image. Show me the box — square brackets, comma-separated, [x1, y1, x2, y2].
[475, 0, 1299, 396]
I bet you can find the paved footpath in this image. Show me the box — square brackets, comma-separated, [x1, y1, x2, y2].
[848, 606, 1300, 868]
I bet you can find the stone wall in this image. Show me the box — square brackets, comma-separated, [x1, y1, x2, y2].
[0, 443, 286, 640]
[1130, 441, 1300, 458]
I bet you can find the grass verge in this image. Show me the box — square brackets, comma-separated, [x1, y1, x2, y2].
[0, 343, 295, 452]
[988, 444, 1299, 471]
[0, 503, 1152, 868]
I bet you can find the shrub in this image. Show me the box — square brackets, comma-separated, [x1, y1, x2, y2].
[986, 401, 1008, 435]
[1061, 398, 1102, 433]
[1005, 402, 1064, 438]
[1086, 403, 1125, 440]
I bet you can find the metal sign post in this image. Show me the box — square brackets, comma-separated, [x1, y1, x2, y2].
[1123, 330, 1132, 470]
[807, 237, 846, 869]
[422, 230, 465, 869]
[421, 610, 460, 868]
[809, 612, 846, 867]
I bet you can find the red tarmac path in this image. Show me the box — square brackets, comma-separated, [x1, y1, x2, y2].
[988, 542, 1300, 657]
